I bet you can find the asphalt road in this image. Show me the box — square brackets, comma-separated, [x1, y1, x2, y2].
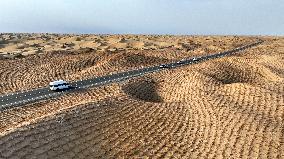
[0, 40, 263, 111]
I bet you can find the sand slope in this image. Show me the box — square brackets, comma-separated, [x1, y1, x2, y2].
[0, 35, 283, 158]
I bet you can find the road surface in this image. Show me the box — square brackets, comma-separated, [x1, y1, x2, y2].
[0, 40, 263, 111]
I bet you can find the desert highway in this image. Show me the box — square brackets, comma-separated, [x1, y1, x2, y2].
[0, 40, 263, 111]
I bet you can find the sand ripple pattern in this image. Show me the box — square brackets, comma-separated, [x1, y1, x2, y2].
[0, 36, 283, 158]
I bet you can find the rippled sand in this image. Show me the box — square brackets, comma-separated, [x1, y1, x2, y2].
[0, 35, 283, 158]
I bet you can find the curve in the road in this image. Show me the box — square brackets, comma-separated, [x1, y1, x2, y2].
[0, 39, 264, 111]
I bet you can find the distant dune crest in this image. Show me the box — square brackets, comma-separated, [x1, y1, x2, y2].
[0, 34, 283, 158]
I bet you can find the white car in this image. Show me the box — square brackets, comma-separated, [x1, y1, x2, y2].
[177, 59, 187, 64]
[49, 80, 70, 91]
[159, 64, 169, 68]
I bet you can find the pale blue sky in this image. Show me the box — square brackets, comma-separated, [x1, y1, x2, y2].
[0, 0, 283, 35]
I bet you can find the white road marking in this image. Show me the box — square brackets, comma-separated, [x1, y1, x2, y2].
[0, 42, 262, 110]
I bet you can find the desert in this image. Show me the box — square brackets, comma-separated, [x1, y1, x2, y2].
[0, 34, 283, 158]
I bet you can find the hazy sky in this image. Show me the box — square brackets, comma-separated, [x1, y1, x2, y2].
[0, 0, 283, 35]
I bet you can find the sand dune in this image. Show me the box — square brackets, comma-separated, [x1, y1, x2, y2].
[0, 34, 255, 58]
[0, 35, 283, 158]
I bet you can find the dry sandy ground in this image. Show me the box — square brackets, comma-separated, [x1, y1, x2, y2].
[0, 34, 283, 158]
[0, 33, 227, 57]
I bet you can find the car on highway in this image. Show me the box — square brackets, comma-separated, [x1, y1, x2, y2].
[177, 58, 187, 64]
[49, 80, 70, 91]
[159, 64, 176, 69]
[192, 57, 198, 62]
[159, 64, 168, 68]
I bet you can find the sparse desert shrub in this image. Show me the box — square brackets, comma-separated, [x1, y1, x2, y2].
[75, 37, 82, 41]
[0, 39, 8, 45]
[0, 35, 283, 159]
[79, 47, 95, 53]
